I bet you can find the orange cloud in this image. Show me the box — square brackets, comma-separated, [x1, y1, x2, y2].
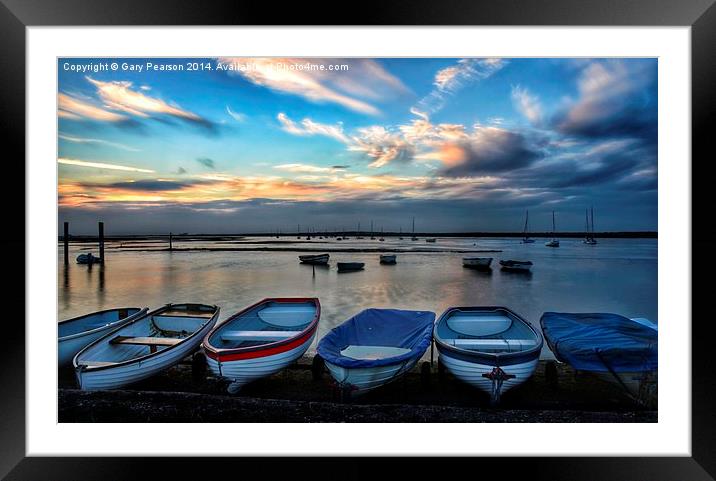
[58, 93, 127, 122]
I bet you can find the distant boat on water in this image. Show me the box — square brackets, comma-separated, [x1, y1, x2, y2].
[425, 238, 436, 243]
[337, 262, 365, 272]
[584, 207, 598, 245]
[463, 257, 493, 269]
[499, 260, 533, 272]
[521, 210, 535, 243]
[545, 211, 560, 247]
[380, 254, 397, 264]
[76, 253, 101, 264]
[299, 253, 330, 265]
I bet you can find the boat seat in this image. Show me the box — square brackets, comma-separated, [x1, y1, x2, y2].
[109, 336, 182, 346]
[220, 330, 297, 342]
[77, 360, 118, 367]
[449, 338, 537, 351]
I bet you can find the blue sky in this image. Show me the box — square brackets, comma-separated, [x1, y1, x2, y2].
[58, 57, 657, 234]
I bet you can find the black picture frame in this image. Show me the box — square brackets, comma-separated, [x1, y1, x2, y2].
[3, 0, 713, 478]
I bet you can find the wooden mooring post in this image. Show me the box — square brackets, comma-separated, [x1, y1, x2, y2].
[98, 222, 105, 261]
[63, 222, 69, 265]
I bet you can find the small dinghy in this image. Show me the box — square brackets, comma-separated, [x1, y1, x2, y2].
[540, 312, 657, 403]
[299, 253, 330, 265]
[317, 308, 435, 396]
[59, 307, 147, 367]
[425, 238, 437, 243]
[499, 260, 533, 272]
[434, 306, 543, 404]
[379, 254, 397, 264]
[76, 253, 101, 264]
[74, 303, 219, 390]
[202, 298, 320, 392]
[337, 262, 364, 272]
[463, 257, 492, 269]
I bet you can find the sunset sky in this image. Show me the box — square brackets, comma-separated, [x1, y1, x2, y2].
[58, 57, 657, 234]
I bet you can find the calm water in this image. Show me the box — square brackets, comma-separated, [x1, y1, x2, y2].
[58, 237, 657, 360]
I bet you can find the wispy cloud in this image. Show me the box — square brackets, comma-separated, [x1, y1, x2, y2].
[216, 58, 408, 116]
[226, 105, 246, 122]
[277, 113, 350, 143]
[273, 163, 345, 174]
[196, 157, 215, 169]
[58, 158, 155, 173]
[59, 133, 140, 152]
[511, 85, 543, 125]
[58, 93, 127, 122]
[415, 58, 506, 115]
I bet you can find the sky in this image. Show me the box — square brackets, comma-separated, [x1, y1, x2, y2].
[57, 57, 657, 234]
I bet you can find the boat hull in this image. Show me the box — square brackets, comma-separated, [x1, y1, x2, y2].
[324, 356, 419, 395]
[379, 255, 397, 264]
[463, 257, 492, 269]
[206, 331, 316, 388]
[437, 349, 539, 398]
[499, 260, 532, 272]
[299, 254, 329, 265]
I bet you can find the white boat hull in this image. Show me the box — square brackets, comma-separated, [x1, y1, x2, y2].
[324, 357, 418, 395]
[438, 351, 538, 399]
[205, 332, 316, 388]
[76, 316, 216, 390]
[463, 257, 492, 268]
[60, 329, 113, 367]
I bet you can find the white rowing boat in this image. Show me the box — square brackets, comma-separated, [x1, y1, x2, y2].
[462, 257, 492, 269]
[74, 303, 219, 390]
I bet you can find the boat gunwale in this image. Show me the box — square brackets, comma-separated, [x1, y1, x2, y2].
[58, 307, 147, 342]
[434, 306, 543, 366]
[72, 303, 220, 372]
[202, 297, 320, 361]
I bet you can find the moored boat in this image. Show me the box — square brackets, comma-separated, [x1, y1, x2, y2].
[76, 253, 101, 264]
[337, 262, 364, 272]
[540, 312, 657, 404]
[59, 307, 147, 367]
[545, 211, 560, 247]
[499, 259, 533, 272]
[462, 257, 493, 269]
[434, 306, 543, 404]
[521, 210, 535, 243]
[298, 253, 330, 265]
[317, 308, 435, 396]
[74, 303, 219, 390]
[425, 238, 437, 243]
[379, 254, 397, 264]
[203, 298, 320, 393]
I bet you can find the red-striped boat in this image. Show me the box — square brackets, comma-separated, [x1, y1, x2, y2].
[202, 298, 320, 392]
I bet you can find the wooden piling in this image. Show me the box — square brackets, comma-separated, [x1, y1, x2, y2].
[98, 222, 104, 261]
[63, 221, 69, 265]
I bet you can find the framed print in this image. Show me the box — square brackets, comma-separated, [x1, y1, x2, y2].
[4, 0, 714, 479]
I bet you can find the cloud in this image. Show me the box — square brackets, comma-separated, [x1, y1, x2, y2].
[58, 93, 127, 122]
[273, 163, 344, 174]
[226, 106, 246, 122]
[552, 60, 657, 140]
[196, 157, 215, 169]
[277, 113, 350, 143]
[348, 126, 416, 168]
[176, 167, 187, 174]
[415, 58, 506, 115]
[58, 133, 140, 152]
[58, 158, 154, 173]
[216, 58, 408, 116]
[511, 85, 543, 125]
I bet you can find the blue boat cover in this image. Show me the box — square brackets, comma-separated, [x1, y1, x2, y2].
[317, 308, 435, 368]
[540, 312, 657, 373]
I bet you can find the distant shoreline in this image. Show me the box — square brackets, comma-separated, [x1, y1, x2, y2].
[58, 231, 658, 241]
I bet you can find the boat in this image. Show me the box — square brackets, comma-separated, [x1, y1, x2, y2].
[463, 257, 493, 269]
[425, 238, 437, 243]
[380, 254, 397, 264]
[545, 211, 559, 247]
[73, 303, 220, 390]
[540, 312, 657, 404]
[317, 308, 435, 396]
[298, 253, 330, 265]
[59, 307, 147, 367]
[545, 211, 560, 247]
[76, 253, 101, 264]
[411, 217, 418, 241]
[337, 262, 364, 272]
[203, 298, 320, 393]
[499, 260, 533, 272]
[583, 207, 598, 245]
[434, 306, 543, 404]
[521, 210, 535, 243]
